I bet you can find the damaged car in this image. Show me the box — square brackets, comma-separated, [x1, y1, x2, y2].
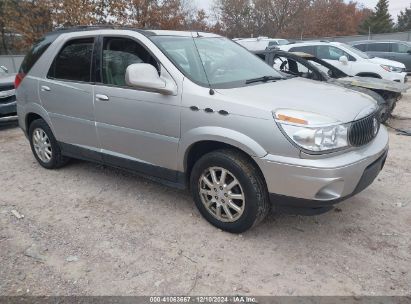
[254, 49, 410, 122]
[0, 65, 17, 123]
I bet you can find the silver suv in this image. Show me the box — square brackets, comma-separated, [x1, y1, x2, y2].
[16, 27, 389, 233]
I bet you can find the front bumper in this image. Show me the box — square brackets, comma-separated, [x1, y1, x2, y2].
[255, 126, 389, 207]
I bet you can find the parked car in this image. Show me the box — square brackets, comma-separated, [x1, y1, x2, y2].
[0, 65, 17, 123]
[16, 27, 388, 233]
[350, 40, 411, 74]
[234, 37, 289, 51]
[278, 41, 407, 83]
[253, 48, 410, 122]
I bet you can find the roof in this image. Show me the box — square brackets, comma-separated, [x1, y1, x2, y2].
[45, 26, 220, 38]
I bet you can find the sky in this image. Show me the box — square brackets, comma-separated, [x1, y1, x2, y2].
[194, 0, 410, 21]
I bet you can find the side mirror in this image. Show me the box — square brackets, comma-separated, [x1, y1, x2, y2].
[407, 50, 411, 54]
[339, 55, 348, 65]
[125, 63, 176, 95]
[0, 65, 9, 73]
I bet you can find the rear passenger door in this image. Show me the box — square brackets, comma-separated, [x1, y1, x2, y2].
[39, 37, 99, 152]
[94, 35, 181, 180]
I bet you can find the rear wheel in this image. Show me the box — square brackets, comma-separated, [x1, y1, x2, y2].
[190, 149, 270, 233]
[29, 119, 69, 169]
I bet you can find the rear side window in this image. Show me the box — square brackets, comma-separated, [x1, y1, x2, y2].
[353, 44, 367, 51]
[48, 38, 94, 82]
[368, 43, 389, 52]
[19, 34, 58, 75]
[289, 46, 315, 55]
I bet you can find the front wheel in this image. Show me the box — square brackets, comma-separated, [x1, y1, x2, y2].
[190, 149, 270, 233]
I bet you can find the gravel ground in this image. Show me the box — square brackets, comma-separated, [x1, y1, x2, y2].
[0, 92, 410, 296]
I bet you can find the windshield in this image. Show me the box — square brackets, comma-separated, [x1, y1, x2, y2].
[150, 36, 284, 89]
[340, 43, 370, 59]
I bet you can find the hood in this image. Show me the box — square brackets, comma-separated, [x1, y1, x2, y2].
[215, 77, 378, 123]
[369, 57, 405, 68]
[337, 76, 410, 93]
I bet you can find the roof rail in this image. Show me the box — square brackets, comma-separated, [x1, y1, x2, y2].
[53, 25, 117, 32]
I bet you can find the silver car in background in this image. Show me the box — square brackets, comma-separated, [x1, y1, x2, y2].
[0, 65, 17, 123]
[16, 27, 388, 233]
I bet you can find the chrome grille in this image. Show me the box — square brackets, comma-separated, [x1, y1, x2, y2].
[349, 113, 379, 147]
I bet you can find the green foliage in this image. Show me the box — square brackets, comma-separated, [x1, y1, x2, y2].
[397, 5, 411, 31]
[359, 0, 394, 34]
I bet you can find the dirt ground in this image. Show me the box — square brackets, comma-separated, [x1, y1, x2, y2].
[0, 91, 410, 297]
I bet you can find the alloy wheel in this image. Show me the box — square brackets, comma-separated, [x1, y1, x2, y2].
[32, 128, 52, 163]
[198, 166, 245, 222]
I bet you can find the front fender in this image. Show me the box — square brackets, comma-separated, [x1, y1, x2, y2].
[177, 126, 267, 172]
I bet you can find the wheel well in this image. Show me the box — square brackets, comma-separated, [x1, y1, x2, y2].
[26, 113, 43, 130]
[355, 72, 382, 79]
[184, 141, 264, 186]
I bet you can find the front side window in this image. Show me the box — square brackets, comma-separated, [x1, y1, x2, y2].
[367, 43, 390, 52]
[102, 37, 158, 87]
[392, 43, 410, 53]
[316, 45, 351, 61]
[151, 36, 284, 89]
[48, 38, 94, 82]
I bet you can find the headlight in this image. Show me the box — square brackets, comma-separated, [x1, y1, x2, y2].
[380, 64, 404, 73]
[274, 109, 349, 153]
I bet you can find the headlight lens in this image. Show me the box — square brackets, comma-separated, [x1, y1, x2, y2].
[380, 64, 404, 73]
[274, 109, 350, 153]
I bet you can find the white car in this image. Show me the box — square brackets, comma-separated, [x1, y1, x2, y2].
[278, 41, 407, 83]
[234, 37, 289, 51]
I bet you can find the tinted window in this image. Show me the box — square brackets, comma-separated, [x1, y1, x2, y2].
[48, 38, 94, 82]
[268, 41, 278, 46]
[392, 43, 410, 53]
[20, 33, 58, 74]
[316, 45, 352, 61]
[102, 37, 158, 87]
[353, 43, 367, 51]
[367, 43, 390, 52]
[289, 46, 315, 55]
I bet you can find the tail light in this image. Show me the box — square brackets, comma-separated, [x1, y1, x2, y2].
[14, 72, 25, 89]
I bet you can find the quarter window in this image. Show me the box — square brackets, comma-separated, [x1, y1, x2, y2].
[102, 37, 158, 87]
[367, 43, 390, 52]
[48, 38, 94, 82]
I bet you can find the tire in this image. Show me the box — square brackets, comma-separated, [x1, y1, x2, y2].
[190, 149, 270, 233]
[28, 119, 69, 169]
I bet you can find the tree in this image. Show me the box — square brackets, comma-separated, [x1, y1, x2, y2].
[359, 0, 393, 34]
[397, 5, 411, 31]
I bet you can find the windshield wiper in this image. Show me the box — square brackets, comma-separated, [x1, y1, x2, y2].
[245, 75, 283, 84]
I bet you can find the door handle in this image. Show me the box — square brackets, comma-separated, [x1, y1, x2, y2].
[41, 85, 51, 92]
[95, 94, 109, 101]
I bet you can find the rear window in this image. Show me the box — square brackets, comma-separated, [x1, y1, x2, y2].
[48, 38, 94, 82]
[19, 34, 58, 74]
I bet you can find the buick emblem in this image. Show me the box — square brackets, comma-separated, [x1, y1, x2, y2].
[373, 117, 379, 136]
